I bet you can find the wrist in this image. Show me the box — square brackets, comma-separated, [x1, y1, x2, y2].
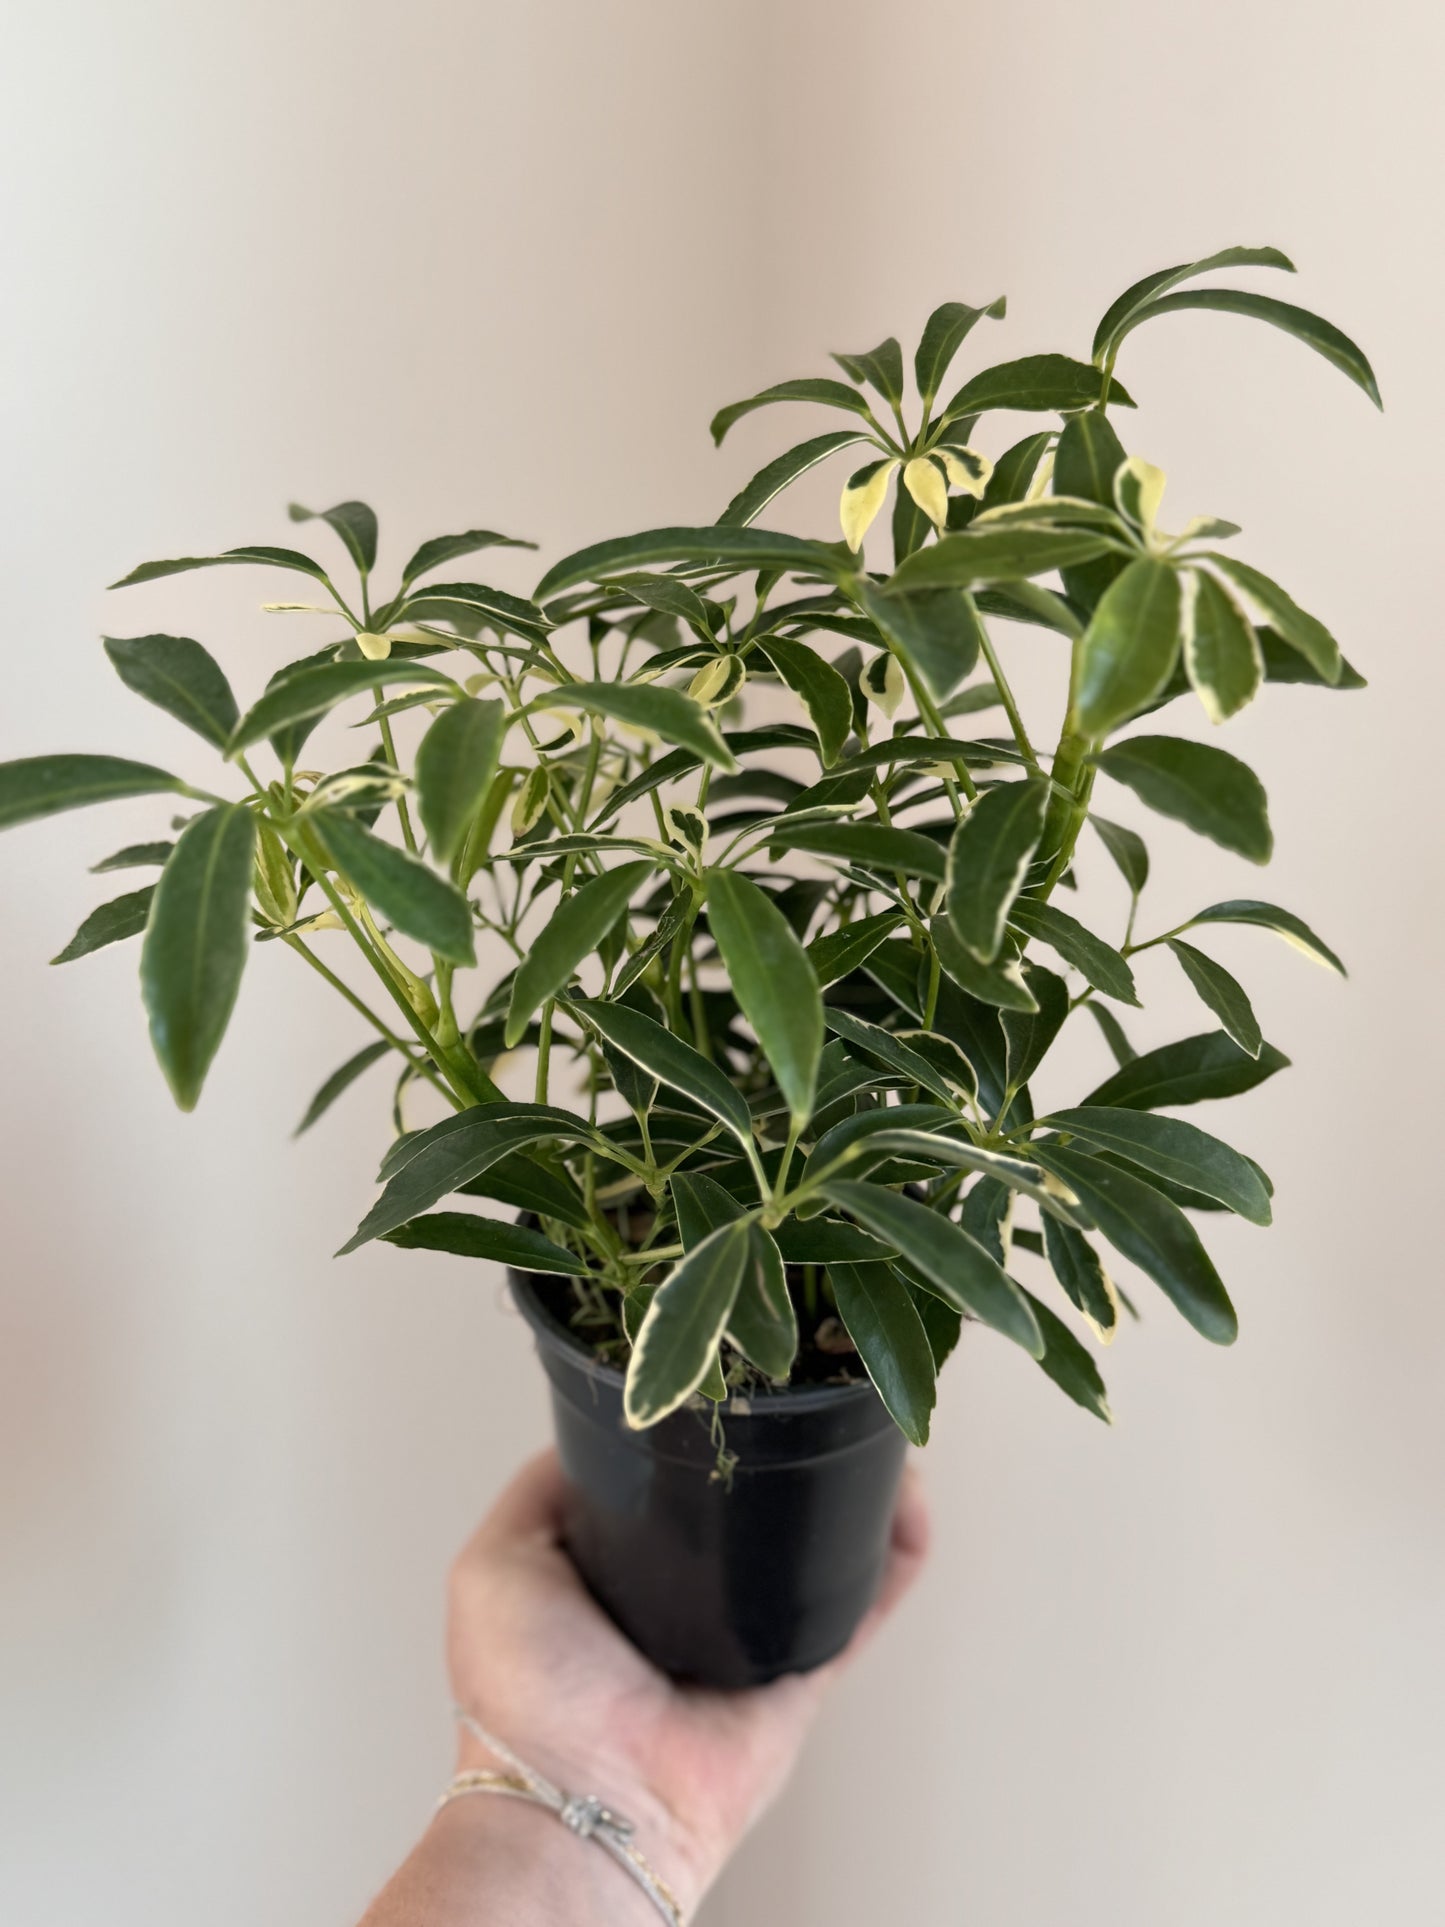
[428, 1794, 670, 1926]
[452, 1729, 708, 1919]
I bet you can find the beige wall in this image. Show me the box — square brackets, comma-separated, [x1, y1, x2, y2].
[2, 3, 1441, 1922]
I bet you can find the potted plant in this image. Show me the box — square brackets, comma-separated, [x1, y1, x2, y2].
[1, 246, 1377, 1687]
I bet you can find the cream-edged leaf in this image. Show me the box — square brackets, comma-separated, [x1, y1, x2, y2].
[840, 457, 900, 552]
[1114, 456, 1167, 536]
[861, 651, 906, 718]
[903, 456, 949, 529]
[1185, 570, 1263, 723]
[939, 445, 994, 498]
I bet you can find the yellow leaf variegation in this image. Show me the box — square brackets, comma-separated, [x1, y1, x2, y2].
[354, 630, 393, 661]
[1114, 456, 1167, 537]
[1025, 449, 1057, 502]
[938, 444, 994, 499]
[903, 455, 950, 529]
[511, 765, 549, 836]
[688, 656, 746, 708]
[861, 651, 906, 718]
[840, 456, 900, 552]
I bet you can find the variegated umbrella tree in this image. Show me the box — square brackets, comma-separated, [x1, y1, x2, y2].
[0, 246, 1375, 1443]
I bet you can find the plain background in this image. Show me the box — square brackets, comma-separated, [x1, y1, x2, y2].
[2, 3, 1442, 1922]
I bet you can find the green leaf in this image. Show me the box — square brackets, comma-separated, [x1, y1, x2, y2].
[1180, 898, 1345, 976]
[829, 1262, 936, 1445]
[91, 839, 175, 873]
[938, 353, 1134, 425]
[0, 754, 184, 831]
[51, 885, 154, 964]
[1019, 1285, 1112, 1422]
[1094, 246, 1294, 360]
[709, 378, 878, 446]
[457, 1150, 590, 1230]
[414, 698, 507, 871]
[542, 681, 738, 772]
[1074, 557, 1183, 737]
[1167, 939, 1262, 1057]
[855, 582, 984, 699]
[754, 635, 853, 764]
[1087, 999, 1137, 1067]
[109, 544, 333, 590]
[1083, 1030, 1289, 1110]
[623, 1219, 751, 1427]
[1000, 960, 1070, 1090]
[537, 526, 845, 600]
[230, 660, 456, 753]
[717, 430, 874, 528]
[1111, 288, 1380, 408]
[1042, 1215, 1119, 1339]
[1008, 898, 1139, 1005]
[1047, 1106, 1271, 1225]
[1051, 409, 1131, 612]
[805, 910, 903, 986]
[914, 297, 1006, 409]
[819, 1008, 963, 1107]
[288, 499, 378, 574]
[293, 1040, 391, 1135]
[1089, 813, 1149, 895]
[674, 1175, 797, 1378]
[1094, 735, 1272, 863]
[1205, 555, 1342, 684]
[888, 525, 1116, 593]
[768, 819, 948, 883]
[400, 528, 536, 587]
[1184, 571, 1262, 723]
[945, 777, 1049, 962]
[978, 431, 1052, 510]
[1258, 626, 1365, 690]
[380, 1211, 587, 1274]
[572, 998, 755, 1148]
[730, 1222, 799, 1378]
[832, 336, 905, 404]
[1091, 245, 1297, 360]
[932, 917, 1039, 1013]
[707, 869, 823, 1127]
[343, 1103, 600, 1251]
[773, 1218, 895, 1265]
[140, 804, 255, 1110]
[312, 811, 475, 965]
[820, 1181, 1043, 1357]
[506, 861, 651, 1048]
[103, 635, 239, 749]
[397, 579, 551, 642]
[1032, 1143, 1237, 1344]
[602, 572, 719, 639]
[912, 1285, 964, 1372]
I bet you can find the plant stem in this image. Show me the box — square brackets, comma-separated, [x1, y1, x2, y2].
[283, 935, 457, 1106]
[976, 629, 1041, 775]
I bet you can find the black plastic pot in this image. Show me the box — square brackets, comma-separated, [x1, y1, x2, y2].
[508, 1267, 909, 1689]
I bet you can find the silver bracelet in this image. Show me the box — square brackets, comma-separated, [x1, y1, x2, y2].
[439, 1706, 685, 1926]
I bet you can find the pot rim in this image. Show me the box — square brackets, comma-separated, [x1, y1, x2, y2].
[507, 1265, 883, 1415]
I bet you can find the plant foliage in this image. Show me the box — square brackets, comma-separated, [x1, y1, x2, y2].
[3, 250, 1376, 1434]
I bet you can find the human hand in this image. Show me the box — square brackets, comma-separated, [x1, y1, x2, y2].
[445, 1446, 930, 1917]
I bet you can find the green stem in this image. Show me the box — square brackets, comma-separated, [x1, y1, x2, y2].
[977, 629, 1041, 775]
[281, 823, 498, 1107]
[284, 936, 457, 1106]
[535, 1000, 554, 1104]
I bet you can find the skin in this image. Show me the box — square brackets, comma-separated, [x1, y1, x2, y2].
[357, 1447, 930, 1924]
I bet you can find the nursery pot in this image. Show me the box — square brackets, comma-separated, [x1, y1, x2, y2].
[508, 1266, 909, 1690]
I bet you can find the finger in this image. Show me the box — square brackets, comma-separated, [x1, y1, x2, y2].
[472, 1447, 569, 1551]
